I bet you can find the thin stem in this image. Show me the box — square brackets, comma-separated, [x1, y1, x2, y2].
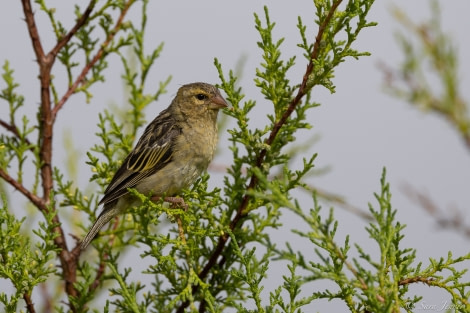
[49, 0, 96, 59]
[21, 0, 46, 62]
[0, 168, 46, 210]
[0, 119, 34, 148]
[399, 276, 435, 286]
[23, 293, 36, 313]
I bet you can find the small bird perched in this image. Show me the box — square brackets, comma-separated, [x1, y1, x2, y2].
[81, 82, 228, 250]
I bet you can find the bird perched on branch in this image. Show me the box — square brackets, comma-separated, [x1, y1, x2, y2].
[81, 82, 228, 250]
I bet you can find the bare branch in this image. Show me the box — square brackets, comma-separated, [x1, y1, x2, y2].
[402, 184, 470, 238]
[21, 0, 46, 63]
[0, 168, 46, 211]
[21, 0, 55, 204]
[52, 0, 134, 121]
[304, 184, 374, 221]
[0, 118, 33, 149]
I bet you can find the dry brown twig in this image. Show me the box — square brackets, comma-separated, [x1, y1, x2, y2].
[402, 183, 470, 238]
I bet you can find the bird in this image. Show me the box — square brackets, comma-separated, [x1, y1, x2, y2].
[80, 82, 228, 250]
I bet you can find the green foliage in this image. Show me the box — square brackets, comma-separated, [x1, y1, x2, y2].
[262, 170, 470, 312]
[0, 61, 37, 186]
[0, 196, 58, 312]
[302, 0, 376, 93]
[0, 0, 469, 313]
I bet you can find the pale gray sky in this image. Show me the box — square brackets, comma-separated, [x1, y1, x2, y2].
[1, 1, 469, 311]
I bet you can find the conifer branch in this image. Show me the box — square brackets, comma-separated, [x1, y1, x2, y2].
[177, 2, 344, 312]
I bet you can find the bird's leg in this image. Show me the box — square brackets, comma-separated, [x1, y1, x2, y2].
[150, 196, 188, 211]
[165, 197, 188, 245]
[150, 196, 188, 244]
[166, 197, 188, 244]
[164, 196, 189, 211]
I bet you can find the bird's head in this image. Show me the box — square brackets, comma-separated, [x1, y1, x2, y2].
[172, 82, 228, 121]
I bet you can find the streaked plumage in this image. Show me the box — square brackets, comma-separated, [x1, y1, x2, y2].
[81, 82, 227, 250]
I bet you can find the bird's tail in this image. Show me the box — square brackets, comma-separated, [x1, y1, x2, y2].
[80, 203, 120, 250]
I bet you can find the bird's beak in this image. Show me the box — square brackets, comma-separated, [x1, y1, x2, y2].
[209, 95, 229, 110]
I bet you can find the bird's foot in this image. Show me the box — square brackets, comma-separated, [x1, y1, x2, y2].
[151, 196, 188, 211]
[150, 196, 188, 243]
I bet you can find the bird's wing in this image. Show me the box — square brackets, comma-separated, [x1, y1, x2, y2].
[99, 110, 182, 205]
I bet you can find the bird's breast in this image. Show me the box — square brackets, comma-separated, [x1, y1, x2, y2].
[136, 121, 218, 197]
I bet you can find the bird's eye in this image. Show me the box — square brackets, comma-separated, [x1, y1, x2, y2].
[196, 94, 208, 100]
